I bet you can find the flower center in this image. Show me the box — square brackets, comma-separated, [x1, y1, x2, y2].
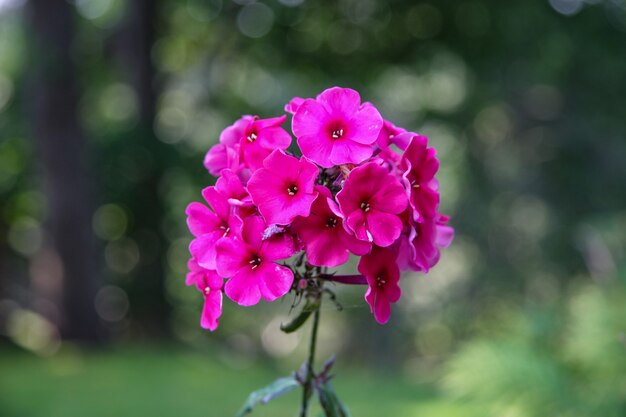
[247, 132, 257, 142]
[410, 179, 420, 189]
[248, 255, 262, 270]
[331, 128, 344, 139]
[360, 201, 371, 212]
[204, 286, 211, 295]
[220, 224, 230, 237]
[327, 121, 346, 140]
[287, 184, 298, 196]
[326, 217, 338, 228]
[376, 275, 387, 288]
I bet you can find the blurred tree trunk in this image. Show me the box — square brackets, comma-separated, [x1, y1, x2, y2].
[114, 0, 171, 337]
[26, 0, 100, 342]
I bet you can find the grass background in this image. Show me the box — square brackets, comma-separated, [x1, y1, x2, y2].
[0, 346, 477, 417]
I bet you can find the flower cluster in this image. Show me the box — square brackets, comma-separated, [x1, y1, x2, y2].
[186, 87, 453, 330]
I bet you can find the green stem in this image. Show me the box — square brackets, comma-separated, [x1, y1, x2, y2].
[300, 297, 321, 417]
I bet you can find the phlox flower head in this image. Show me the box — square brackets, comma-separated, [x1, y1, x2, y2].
[186, 85, 454, 331]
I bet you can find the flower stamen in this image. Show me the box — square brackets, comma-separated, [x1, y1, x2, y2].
[247, 132, 257, 142]
[360, 201, 371, 212]
[331, 128, 344, 139]
[204, 286, 211, 295]
[376, 275, 386, 287]
[248, 255, 262, 270]
[326, 217, 338, 228]
[287, 185, 298, 196]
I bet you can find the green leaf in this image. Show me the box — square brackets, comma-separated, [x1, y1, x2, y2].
[235, 376, 300, 417]
[280, 300, 320, 333]
[316, 381, 351, 417]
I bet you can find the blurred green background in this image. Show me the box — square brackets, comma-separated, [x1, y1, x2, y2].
[1, 0, 625, 416]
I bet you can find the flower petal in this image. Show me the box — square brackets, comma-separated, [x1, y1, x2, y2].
[224, 267, 262, 306]
[346, 210, 370, 242]
[190, 233, 222, 270]
[262, 230, 300, 261]
[215, 237, 250, 277]
[257, 263, 294, 302]
[347, 104, 383, 145]
[202, 187, 231, 222]
[371, 179, 408, 214]
[256, 126, 292, 150]
[186, 202, 220, 237]
[297, 134, 335, 168]
[317, 87, 360, 118]
[366, 210, 403, 247]
[329, 139, 373, 166]
[201, 289, 222, 331]
[305, 230, 351, 267]
[292, 99, 329, 137]
[373, 295, 392, 324]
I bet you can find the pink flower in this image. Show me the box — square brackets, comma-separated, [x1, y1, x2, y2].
[204, 116, 252, 180]
[336, 162, 408, 247]
[400, 134, 440, 221]
[358, 246, 401, 324]
[187, 258, 223, 331]
[186, 186, 243, 270]
[239, 115, 292, 172]
[292, 87, 383, 168]
[397, 215, 454, 272]
[247, 149, 319, 225]
[216, 216, 298, 306]
[292, 186, 370, 267]
[220, 115, 255, 147]
[215, 169, 255, 216]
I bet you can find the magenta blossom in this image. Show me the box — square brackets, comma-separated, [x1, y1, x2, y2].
[292, 87, 383, 168]
[203, 143, 242, 179]
[239, 115, 292, 172]
[397, 214, 454, 272]
[204, 115, 252, 180]
[247, 149, 319, 225]
[358, 246, 401, 325]
[293, 186, 370, 267]
[215, 169, 254, 214]
[186, 186, 243, 270]
[187, 258, 223, 331]
[216, 216, 298, 306]
[400, 134, 440, 221]
[186, 86, 454, 333]
[336, 162, 408, 247]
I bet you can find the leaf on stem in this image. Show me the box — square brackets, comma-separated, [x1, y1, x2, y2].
[316, 381, 351, 417]
[235, 376, 300, 417]
[280, 299, 320, 333]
